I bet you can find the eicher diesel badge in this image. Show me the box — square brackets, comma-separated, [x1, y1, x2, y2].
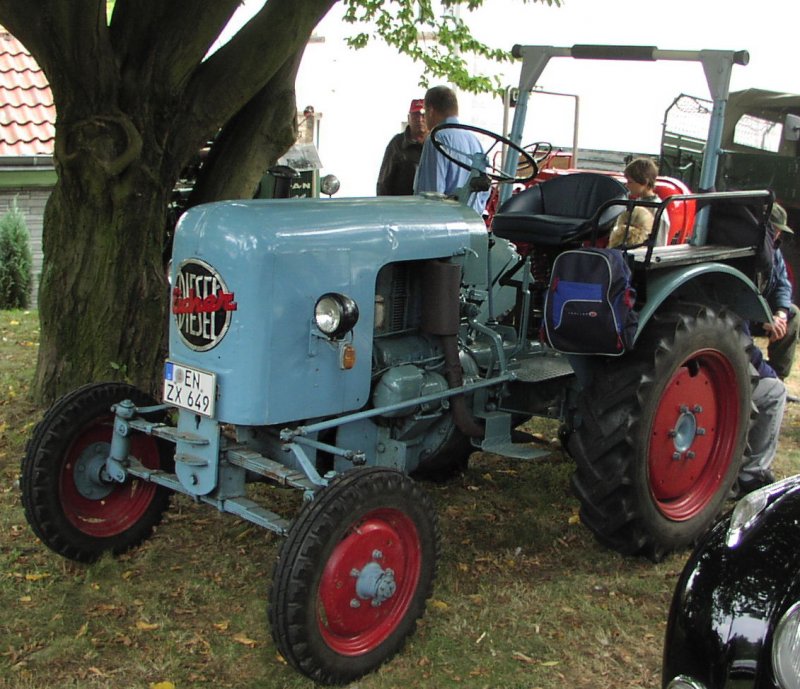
[172, 258, 237, 351]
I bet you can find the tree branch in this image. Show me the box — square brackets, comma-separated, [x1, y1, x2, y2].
[109, 0, 241, 94]
[179, 0, 335, 136]
[0, 0, 116, 108]
[188, 48, 306, 205]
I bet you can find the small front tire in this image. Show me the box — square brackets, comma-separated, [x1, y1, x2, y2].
[269, 467, 439, 684]
[21, 382, 171, 563]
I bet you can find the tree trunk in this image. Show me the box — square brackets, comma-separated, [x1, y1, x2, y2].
[35, 155, 171, 402]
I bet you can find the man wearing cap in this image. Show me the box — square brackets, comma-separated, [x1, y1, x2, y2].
[413, 85, 488, 214]
[376, 99, 428, 196]
[760, 203, 799, 382]
[733, 202, 796, 497]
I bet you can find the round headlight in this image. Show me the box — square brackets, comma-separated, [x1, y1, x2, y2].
[773, 601, 800, 689]
[314, 293, 358, 339]
[320, 174, 340, 197]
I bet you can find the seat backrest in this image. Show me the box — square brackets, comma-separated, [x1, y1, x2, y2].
[653, 177, 696, 244]
[494, 184, 544, 215]
[539, 173, 627, 219]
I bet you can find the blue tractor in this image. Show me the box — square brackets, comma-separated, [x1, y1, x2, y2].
[20, 46, 780, 683]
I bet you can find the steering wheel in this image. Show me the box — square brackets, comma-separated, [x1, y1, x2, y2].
[524, 141, 553, 165]
[430, 123, 539, 184]
[513, 141, 553, 180]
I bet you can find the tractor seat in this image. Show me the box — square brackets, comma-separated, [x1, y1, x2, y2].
[491, 173, 628, 246]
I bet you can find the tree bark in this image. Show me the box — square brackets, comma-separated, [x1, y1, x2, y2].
[35, 163, 169, 401]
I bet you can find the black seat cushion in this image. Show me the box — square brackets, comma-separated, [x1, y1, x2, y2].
[491, 173, 628, 246]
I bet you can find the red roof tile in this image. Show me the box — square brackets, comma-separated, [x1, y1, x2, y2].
[0, 27, 55, 156]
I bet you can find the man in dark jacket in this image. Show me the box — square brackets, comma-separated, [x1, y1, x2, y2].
[760, 203, 798, 380]
[376, 99, 427, 196]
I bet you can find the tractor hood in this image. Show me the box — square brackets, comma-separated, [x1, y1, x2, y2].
[168, 196, 487, 426]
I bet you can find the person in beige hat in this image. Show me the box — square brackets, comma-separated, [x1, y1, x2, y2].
[759, 202, 798, 382]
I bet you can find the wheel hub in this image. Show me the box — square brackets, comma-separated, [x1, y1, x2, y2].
[353, 559, 397, 607]
[72, 442, 114, 500]
[670, 405, 703, 457]
[317, 507, 422, 656]
[649, 350, 740, 520]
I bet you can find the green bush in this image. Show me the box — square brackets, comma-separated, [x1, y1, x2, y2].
[0, 199, 33, 309]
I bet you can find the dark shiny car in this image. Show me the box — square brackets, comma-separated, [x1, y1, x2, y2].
[662, 475, 800, 689]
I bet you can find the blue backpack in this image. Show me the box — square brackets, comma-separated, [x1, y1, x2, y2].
[544, 247, 638, 355]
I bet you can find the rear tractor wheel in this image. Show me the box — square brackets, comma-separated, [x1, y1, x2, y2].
[568, 303, 753, 560]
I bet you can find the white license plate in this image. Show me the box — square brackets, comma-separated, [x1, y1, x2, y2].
[163, 361, 216, 417]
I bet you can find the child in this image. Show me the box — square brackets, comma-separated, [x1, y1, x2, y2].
[608, 157, 670, 247]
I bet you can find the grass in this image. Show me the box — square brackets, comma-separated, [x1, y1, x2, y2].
[1, 309, 798, 689]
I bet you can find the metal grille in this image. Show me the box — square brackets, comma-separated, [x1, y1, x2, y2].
[665, 94, 712, 140]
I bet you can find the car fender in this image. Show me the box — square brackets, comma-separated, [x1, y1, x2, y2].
[662, 478, 800, 687]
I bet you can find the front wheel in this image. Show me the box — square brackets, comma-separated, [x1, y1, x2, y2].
[568, 303, 753, 560]
[269, 467, 439, 684]
[20, 382, 172, 563]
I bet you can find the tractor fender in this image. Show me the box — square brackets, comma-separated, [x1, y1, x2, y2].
[634, 262, 772, 343]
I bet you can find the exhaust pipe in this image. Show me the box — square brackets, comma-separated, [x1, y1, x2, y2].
[421, 261, 484, 438]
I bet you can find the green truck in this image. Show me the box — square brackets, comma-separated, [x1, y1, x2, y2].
[660, 88, 800, 298]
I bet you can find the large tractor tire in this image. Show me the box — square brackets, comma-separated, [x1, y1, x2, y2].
[21, 383, 172, 563]
[269, 467, 439, 685]
[568, 302, 753, 561]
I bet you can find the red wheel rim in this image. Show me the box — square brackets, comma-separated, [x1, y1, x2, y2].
[648, 349, 740, 520]
[59, 416, 161, 537]
[317, 508, 421, 656]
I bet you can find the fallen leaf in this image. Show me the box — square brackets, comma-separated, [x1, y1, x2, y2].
[150, 682, 176, 689]
[213, 620, 230, 631]
[24, 572, 50, 581]
[429, 599, 449, 611]
[135, 621, 160, 631]
[18, 596, 31, 603]
[512, 651, 536, 665]
[233, 632, 257, 647]
[541, 660, 560, 667]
